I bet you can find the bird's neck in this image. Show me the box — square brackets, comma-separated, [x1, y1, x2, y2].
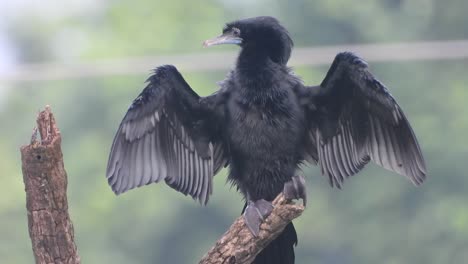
[235, 47, 278, 79]
[235, 40, 291, 72]
[234, 47, 286, 92]
[237, 47, 268, 66]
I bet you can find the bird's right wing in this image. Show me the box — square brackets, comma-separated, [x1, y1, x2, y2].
[300, 52, 426, 188]
[106, 65, 227, 204]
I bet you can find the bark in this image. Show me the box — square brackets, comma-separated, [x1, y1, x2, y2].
[199, 194, 304, 264]
[20, 106, 80, 264]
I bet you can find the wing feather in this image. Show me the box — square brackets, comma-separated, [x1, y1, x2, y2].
[106, 65, 227, 204]
[302, 52, 426, 187]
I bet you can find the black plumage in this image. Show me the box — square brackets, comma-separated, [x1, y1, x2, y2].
[107, 66, 227, 204]
[106, 16, 426, 264]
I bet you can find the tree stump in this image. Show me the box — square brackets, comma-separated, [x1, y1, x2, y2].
[20, 106, 80, 264]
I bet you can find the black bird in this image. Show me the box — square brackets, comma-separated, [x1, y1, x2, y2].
[106, 16, 426, 264]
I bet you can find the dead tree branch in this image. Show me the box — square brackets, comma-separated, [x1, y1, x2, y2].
[199, 194, 304, 264]
[20, 106, 80, 264]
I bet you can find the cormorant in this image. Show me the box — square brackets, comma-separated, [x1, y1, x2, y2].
[106, 16, 426, 264]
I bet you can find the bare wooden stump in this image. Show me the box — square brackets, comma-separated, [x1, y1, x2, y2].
[20, 106, 80, 264]
[199, 194, 304, 264]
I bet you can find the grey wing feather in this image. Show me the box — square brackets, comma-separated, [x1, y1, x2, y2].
[304, 52, 426, 188]
[106, 65, 226, 204]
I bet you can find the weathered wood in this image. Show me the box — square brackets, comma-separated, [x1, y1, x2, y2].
[20, 106, 80, 264]
[199, 194, 304, 264]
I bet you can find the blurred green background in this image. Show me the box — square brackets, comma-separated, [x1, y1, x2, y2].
[1, 0, 468, 263]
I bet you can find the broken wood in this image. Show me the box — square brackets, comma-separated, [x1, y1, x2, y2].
[20, 106, 80, 264]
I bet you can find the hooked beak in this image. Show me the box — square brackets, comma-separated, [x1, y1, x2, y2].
[203, 32, 242, 47]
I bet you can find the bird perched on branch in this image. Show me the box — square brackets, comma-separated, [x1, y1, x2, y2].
[106, 16, 426, 264]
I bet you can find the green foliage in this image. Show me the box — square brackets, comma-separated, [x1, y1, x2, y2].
[1, 0, 468, 263]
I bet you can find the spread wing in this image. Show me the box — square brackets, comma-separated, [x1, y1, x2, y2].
[302, 52, 426, 188]
[106, 65, 227, 204]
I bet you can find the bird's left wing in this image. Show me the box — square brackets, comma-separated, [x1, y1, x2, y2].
[106, 65, 226, 204]
[300, 52, 426, 188]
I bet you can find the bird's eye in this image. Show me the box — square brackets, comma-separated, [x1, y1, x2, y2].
[232, 27, 241, 36]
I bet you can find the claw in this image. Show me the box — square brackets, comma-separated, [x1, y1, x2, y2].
[243, 199, 273, 236]
[283, 175, 307, 206]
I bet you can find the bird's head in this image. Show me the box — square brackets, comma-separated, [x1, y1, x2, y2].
[203, 16, 293, 65]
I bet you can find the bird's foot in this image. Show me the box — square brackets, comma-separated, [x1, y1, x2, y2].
[283, 174, 307, 206]
[243, 199, 274, 236]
